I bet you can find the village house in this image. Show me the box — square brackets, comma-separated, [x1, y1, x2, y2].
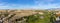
[56, 11, 60, 21]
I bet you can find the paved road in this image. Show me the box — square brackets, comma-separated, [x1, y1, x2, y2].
[0, 21, 3, 23]
[55, 21, 60, 23]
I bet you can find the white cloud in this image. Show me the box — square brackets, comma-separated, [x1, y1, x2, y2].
[0, 0, 60, 9]
[33, 0, 60, 9]
[0, 3, 34, 9]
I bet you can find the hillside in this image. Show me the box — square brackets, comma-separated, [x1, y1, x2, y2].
[0, 10, 60, 23]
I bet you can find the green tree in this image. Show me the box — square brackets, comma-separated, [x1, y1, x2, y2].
[26, 11, 52, 23]
[50, 11, 56, 23]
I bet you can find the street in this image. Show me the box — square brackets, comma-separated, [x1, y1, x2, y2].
[55, 20, 60, 23]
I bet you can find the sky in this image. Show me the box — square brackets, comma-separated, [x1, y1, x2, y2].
[0, 0, 60, 9]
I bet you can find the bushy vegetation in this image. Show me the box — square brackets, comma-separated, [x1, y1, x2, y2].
[15, 11, 56, 23]
[0, 10, 56, 23]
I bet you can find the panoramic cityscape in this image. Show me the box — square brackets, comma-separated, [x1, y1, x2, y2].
[0, 0, 60, 23]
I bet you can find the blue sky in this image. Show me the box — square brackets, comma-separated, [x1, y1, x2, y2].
[0, 0, 60, 9]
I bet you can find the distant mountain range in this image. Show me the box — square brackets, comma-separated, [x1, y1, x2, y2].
[47, 8, 60, 10]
